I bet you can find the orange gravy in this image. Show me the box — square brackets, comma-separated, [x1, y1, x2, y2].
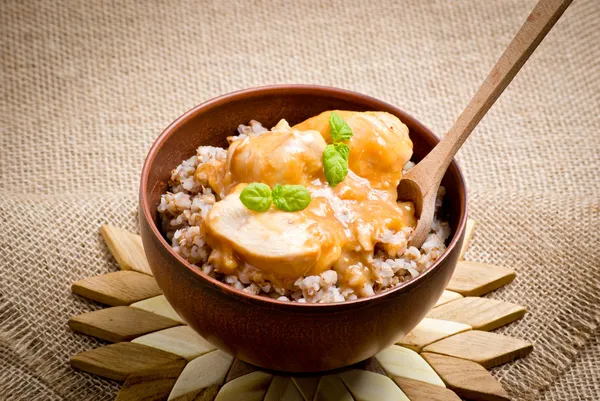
[200, 111, 416, 293]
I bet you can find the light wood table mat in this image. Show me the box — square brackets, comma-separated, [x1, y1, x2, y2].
[68, 220, 531, 400]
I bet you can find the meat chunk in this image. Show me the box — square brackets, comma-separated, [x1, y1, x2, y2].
[203, 185, 342, 279]
[294, 111, 413, 193]
[227, 120, 327, 188]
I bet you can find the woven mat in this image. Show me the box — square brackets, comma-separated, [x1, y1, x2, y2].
[1, 0, 598, 400]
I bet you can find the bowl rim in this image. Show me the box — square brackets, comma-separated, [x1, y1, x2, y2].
[140, 84, 468, 310]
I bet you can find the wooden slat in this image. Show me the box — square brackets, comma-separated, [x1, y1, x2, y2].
[435, 290, 463, 308]
[422, 352, 510, 401]
[225, 359, 258, 383]
[69, 306, 180, 342]
[393, 377, 462, 401]
[131, 295, 185, 324]
[116, 359, 187, 401]
[71, 271, 161, 306]
[70, 342, 184, 381]
[375, 345, 445, 387]
[291, 377, 320, 401]
[447, 261, 516, 296]
[168, 350, 234, 401]
[458, 219, 476, 260]
[132, 326, 217, 361]
[338, 370, 410, 401]
[398, 318, 472, 352]
[423, 330, 533, 369]
[427, 296, 526, 331]
[314, 375, 353, 401]
[101, 224, 152, 275]
[264, 376, 304, 401]
[354, 356, 387, 375]
[214, 371, 273, 401]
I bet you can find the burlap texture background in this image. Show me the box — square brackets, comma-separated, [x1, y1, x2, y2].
[1, 0, 598, 399]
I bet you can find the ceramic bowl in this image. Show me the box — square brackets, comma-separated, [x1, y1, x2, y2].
[139, 85, 467, 372]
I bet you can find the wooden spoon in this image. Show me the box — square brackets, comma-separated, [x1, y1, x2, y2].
[398, 0, 572, 248]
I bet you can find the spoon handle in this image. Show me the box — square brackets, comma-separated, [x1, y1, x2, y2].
[411, 0, 572, 190]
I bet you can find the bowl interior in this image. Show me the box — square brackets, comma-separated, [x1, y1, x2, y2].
[142, 85, 466, 303]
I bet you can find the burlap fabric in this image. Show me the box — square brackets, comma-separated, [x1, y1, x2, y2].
[1, 0, 598, 399]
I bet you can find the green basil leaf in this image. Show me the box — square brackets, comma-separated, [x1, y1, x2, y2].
[272, 184, 311, 212]
[323, 144, 349, 186]
[329, 112, 353, 142]
[239, 182, 272, 212]
[333, 142, 350, 161]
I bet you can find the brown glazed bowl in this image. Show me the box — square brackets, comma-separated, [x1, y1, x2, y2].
[140, 85, 467, 372]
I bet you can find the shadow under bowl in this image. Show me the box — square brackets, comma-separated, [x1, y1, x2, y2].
[139, 85, 468, 372]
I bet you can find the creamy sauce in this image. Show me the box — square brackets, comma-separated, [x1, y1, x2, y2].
[201, 111, 416, 294]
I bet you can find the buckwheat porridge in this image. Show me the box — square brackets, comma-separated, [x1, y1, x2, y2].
[158, 111, 450, 303]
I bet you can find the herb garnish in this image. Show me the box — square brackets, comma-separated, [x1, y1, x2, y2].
[240, 183, 311, 212]
[323, 112, 353, 186]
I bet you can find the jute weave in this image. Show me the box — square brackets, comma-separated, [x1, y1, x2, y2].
[1, 0, 598, 399]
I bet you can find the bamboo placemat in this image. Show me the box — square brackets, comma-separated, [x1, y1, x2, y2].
[68, 219, 533, 400]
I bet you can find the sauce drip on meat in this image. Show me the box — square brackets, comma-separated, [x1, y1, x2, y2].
[200, 111, 416, 294]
